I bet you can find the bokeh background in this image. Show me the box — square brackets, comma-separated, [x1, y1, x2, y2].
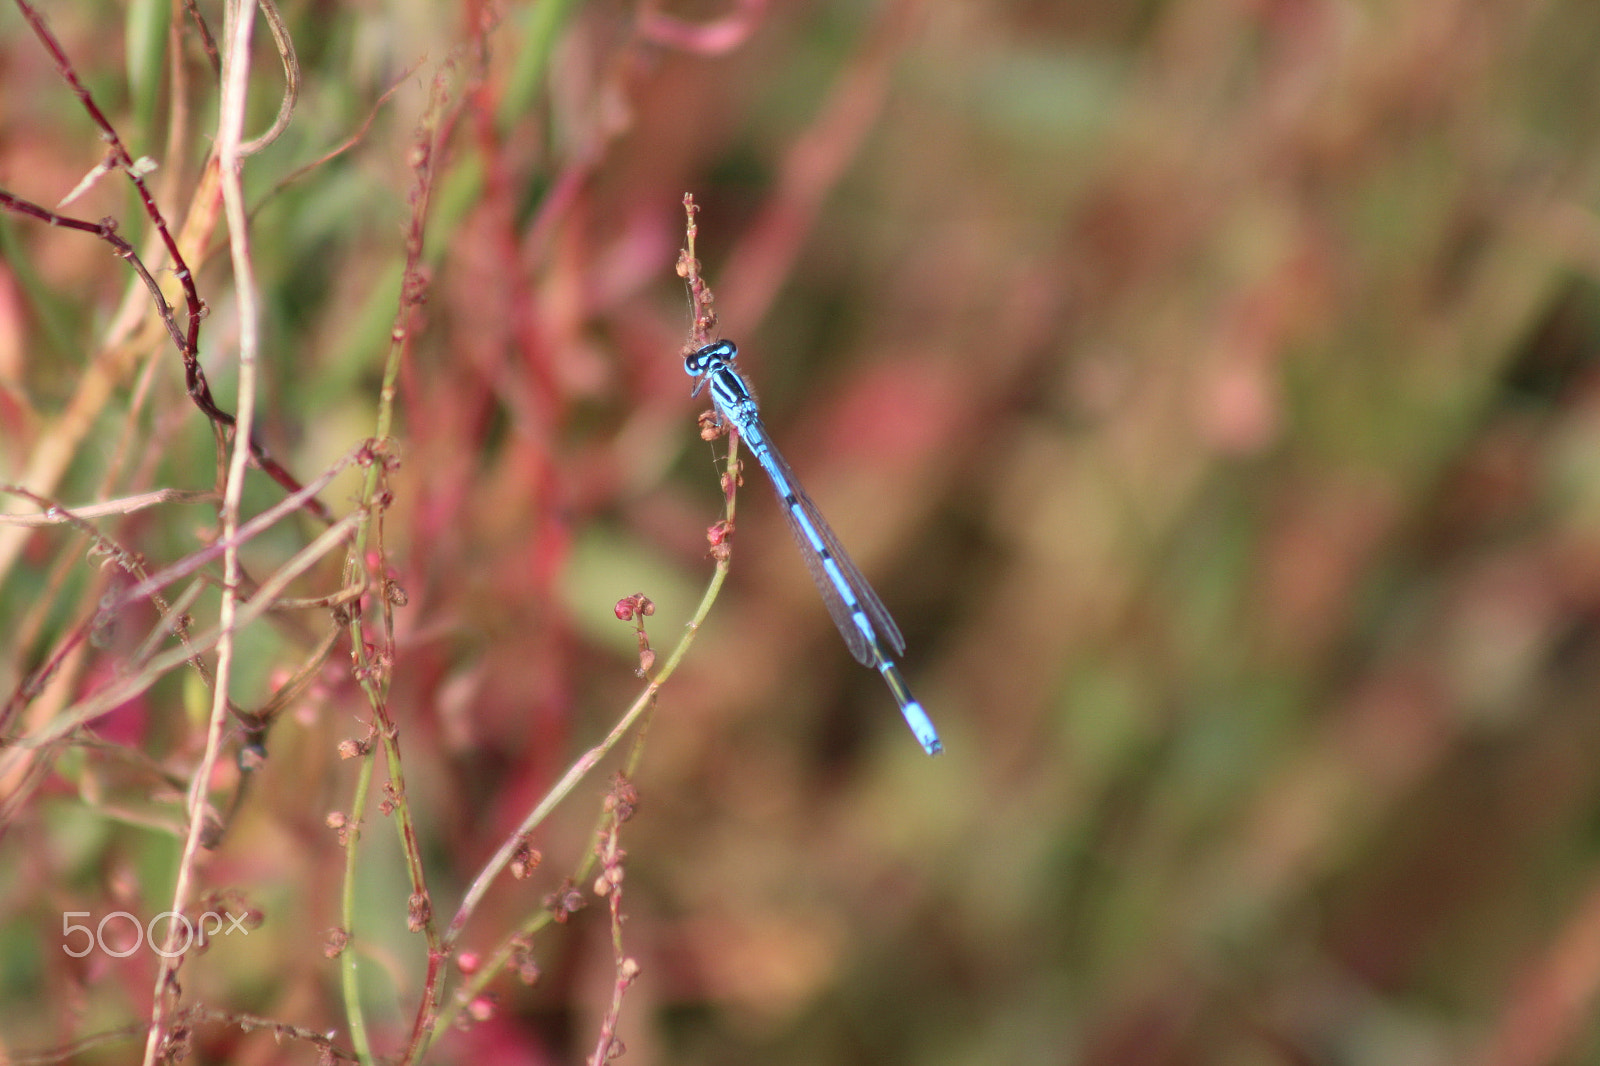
[5, 0, 1600, 1062]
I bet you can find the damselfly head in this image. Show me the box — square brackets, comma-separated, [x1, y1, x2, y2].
[685, 340, 737, 376]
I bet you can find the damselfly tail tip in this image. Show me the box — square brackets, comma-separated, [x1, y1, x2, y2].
[901, 700, 944, 756]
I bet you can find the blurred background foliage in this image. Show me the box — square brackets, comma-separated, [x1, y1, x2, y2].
[4, 0, 1600, 1062]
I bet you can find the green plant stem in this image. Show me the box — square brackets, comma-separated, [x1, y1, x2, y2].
[425, 436, 741, 1043]
[340, 741, 379, 1065]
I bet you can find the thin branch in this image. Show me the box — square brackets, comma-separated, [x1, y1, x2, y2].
[588, 775, 641, 1066]
[343, 53, 463, 1066]
[0, 488, 217, 526]
[425, 437, 740, 1040]
[237, 0, 300, 156]
[143, 0, 266, 1052]
[5, 1006, 362, 1065]
[178, 0, 221, 75]
[249, 67, 414, 219]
